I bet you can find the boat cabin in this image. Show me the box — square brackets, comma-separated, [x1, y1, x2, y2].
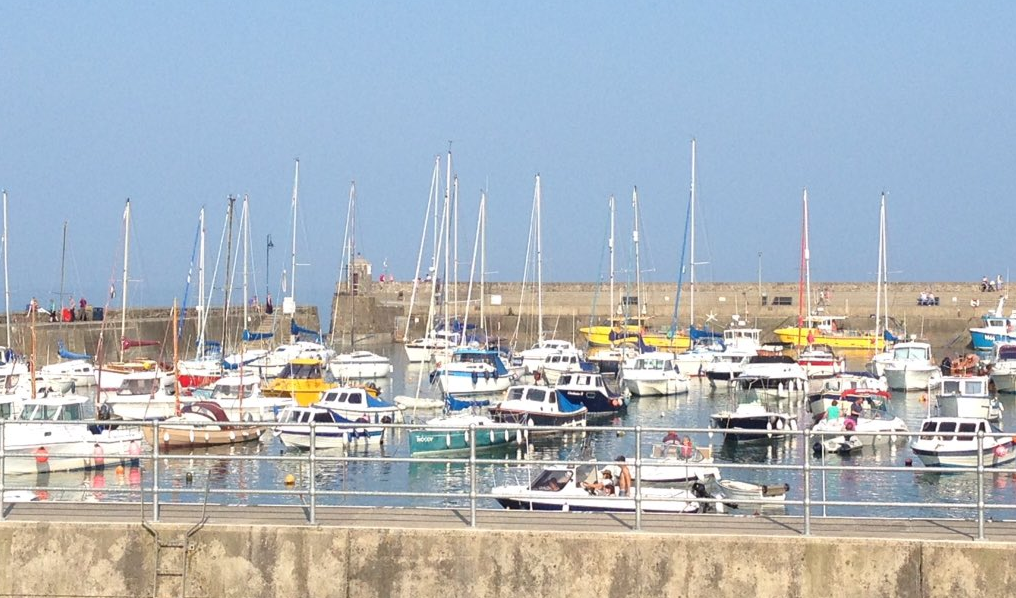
[939, 376, 989, 398]
[211, 379, 260, 402]
[891, 342, 932, 362]
[19, 396, 96, 421]
[918, 418, 998, 442]
[542, 353, 583, 368]
[723, 327, 761, 350]
[628, 354, 677, 372]
[278, 405, 352, 425]
[503, 385, 558, 405]
[116, 373, 174, 396]
[275, 359, 328, 381]
[557, 372, 608, 390]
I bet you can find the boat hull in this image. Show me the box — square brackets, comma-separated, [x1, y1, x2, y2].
[773, 328, 885, 350]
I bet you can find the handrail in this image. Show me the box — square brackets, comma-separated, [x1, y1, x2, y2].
[1, 418, 1015, 541]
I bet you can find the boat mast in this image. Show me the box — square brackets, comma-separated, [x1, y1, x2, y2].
[241, 196, 250, 344]
[479, 190, 487, 337]
[536, 175, 544, 342]
[876, 192, 889, 347]
[197, 207, 206, 356]
[289, 159, 300, 309]
[120, 198, 131, 362]
[2, 190, 10, 348]
[221, 196, 236, 351]
[59, 221, 68, 310]
[632, 186, 643, 322]
[804, 188, 812, 335]
[689, 138, 697, 329]
[609, 194, 615, 323]
[348, 181, 356, 349]
[443, 149, 452, 339]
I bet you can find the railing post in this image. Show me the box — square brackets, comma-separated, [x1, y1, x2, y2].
[0, 421, 5, 521]
[152, 420, 161, 522]
[634, 425, 642, 531]
[977, 429, 985, 540]
[469, 423, 477, 528]
[803, 427, 812, 536]
[309, 421, 317, 524]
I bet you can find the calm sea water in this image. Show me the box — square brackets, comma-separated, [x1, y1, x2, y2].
[14, 344, 1016, 521]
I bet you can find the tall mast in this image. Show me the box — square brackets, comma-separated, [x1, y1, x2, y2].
[59, 221, 68, 309]
[197, 207, 206, 355]
[535, 174, 544, 341]
[241, 195, 250, 341]
[804, 188, 812, 328]
[479, 190, 487, 335]
[348, 181, 356, 348]
[632, 186, 643, 321]
[443, 149, 452, 337]
[875, 192, 889, 347]
[689, 139, 697, 328]
[289, 159, 300, 307]
[221, 196, 235, 351]
[2, 190, 9, 348]
[608, 195, 615, 322]
[120, 198, 131, 361]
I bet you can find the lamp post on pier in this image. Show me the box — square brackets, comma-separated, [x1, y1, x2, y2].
[266, 234, 274, 301]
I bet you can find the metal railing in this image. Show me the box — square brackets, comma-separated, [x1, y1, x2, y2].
[1, 418, 1015, 540]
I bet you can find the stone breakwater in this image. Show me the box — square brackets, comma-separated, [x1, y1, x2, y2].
[333, 281, 996, 350]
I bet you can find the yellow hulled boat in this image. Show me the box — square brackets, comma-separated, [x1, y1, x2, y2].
[773, 316, 886, 351]
[579, 317, 691, 351]
[262, 358, 338, 406]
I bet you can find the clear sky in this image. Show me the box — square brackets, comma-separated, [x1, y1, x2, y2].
[2, 3, 1014, 320]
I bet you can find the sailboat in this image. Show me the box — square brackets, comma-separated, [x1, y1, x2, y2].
[176, 206, 225, 391]
[579, 187, 691, 352]
[0, 191, 29, 390]
[512, 174, 584, 375]
[773, 190, 887, 350]
[94, 199, 174, 394]
[328, 181, 393, 380]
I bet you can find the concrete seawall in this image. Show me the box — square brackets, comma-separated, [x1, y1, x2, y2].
[2, 520, 1015, 597]
[334, 281, 998, 349]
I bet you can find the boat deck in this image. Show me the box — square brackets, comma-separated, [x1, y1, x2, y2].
[3, 502, 1013, 542]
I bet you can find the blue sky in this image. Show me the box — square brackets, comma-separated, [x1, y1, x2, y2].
[2, 3, 1014, 319]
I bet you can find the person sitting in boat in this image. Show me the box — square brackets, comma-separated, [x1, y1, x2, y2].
[582, 470, 615, 495]
[615, 456, 632, 497]
[663, 430, 680, 444]
[821, 399, 841, 424]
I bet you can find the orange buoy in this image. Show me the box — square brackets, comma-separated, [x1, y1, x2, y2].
[34, 447, 49, 464]
[115, 465, 125, 476]
[284, 474, 296, 486]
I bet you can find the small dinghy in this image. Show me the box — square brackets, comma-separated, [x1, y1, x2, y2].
[717, 479, 790, 509]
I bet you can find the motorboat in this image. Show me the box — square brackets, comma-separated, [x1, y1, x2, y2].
[261, 358, 338, 407]
[989, 342, 1016, 393]
[968, 296, 1016, 351]
[679, 326, 759, 378]
[806, 372, 887, 416]
[101, 371, 182, 420]
[94, 359, 174, 394]
[408, 411, 524, 455]
[774, 314, 885, 350]
[635, 442, 721, 483]
[796, 343, 845, 378]
[490, 463, 713, 513]
[810, 389, 908, 454]
[2, 393, 143, 476]
[716, 479, 790, 508]
[586, 343, 642, 376]
[431, 348, 516, 396]
[512, 339, 583, 374]
[536, 350, 594, 386]
[488, 385, 587, 431]
[619, 352, 690, 397]
[142, 401, 265, 449]
[702, 350, 755, 386]
[314, 385, 405, 428]
[276, 405, 378, 449]
[911, 417, 1015, 468]
[201, 372, 293, 422]
[935, 376, 1003, 421]
[243, 341, 335, 380]
[880, 341, 942, 391]
[38, 358, 96, 390]
[403, 333, 458, 363]
[327, 350, 394, 380]
[709, 356, 806, 443]
[554, 371, 627, 416]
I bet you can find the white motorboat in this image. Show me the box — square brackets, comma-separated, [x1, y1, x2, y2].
[797, 343, 845, 378]
[39, 358, 96, 390]
[989, 342, 1016, 394]
[536, 350, 593, 386]
[314, 385, 405, 428]
[2, 393, 143, 476]
[635, 442, 721, 483]
[911, 417, 1015, 468]
[512, 339, 583, 374]
[709, 356, 806, 443]
[403, 333, 457, 363]
[935, 376, 1003, 421]
[880, 341, 942, 391]
[432, 348, 515, 396]
[327, 350, 394, 380]
[806, 372, 887, 415]
[243, 341, 335, 380]
[620, 352, 690, 396]
[702, 350, 755, 386]
[202, 372, 293, 422]
[717, 479, 790, 508]
[101, 371, 183, 420]
[491, 463, 715, 513]
[810, 389, 908, 454]
[276, 404, 379, 449]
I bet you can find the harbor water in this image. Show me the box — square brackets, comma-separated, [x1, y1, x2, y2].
[9, 343, 1016, 522]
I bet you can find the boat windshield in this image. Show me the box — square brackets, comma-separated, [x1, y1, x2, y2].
[276, 362, 323, 380]
[531, 469, 572, 491]
[212, 383, 257, 400]
[19, 404, 67, 421]
[893, 346, 929, 360]
[0, 402, 11, 419]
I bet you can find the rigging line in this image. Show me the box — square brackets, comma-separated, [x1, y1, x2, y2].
[670, 189, 693, 338]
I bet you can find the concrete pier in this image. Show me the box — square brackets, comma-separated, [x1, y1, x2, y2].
[2, 503, 1016, 597]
